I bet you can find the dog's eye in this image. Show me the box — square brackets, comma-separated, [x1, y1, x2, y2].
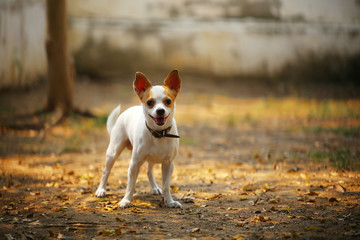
[146, 99, 154, 107]
[164, 98, 172, 105]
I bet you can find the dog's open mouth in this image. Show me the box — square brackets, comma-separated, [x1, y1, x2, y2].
[150, 115, 168, 126]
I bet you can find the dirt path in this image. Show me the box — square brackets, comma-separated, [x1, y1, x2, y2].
[1, 77, 359, 239]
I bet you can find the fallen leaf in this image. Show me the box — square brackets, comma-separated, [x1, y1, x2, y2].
[115, 228, 126, 235]
[130, 208, 145, 214]
[306, 197, 316, 203]
[170, 185, 179, 192]
[278, 205, 291, 211]
[116, 217, 125, 222]
[300, 173, 308, 179]
[53, 207, 68, 212]
[253, 216, 271, 222]
[48, 230, 55, 237]
[237, 221, 246, 227]
[334, 184, 346, 193]
[191, 228, 200, 233]
[28, 220, 41, 226]
[233, 235, 243, 240]
[4, 234, 14, 240]
[304, 191, 319, 196]
[243, 184, 254, 191]
[101, 229, 114, 236]
[210, 193, 223, 200]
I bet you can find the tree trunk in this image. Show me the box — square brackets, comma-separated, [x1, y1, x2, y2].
[45, 0, 73, 116]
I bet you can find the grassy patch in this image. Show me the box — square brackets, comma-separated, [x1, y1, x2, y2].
[308, 149, 359, 170]
[180, 137, 198, 146]
[308, 127, 360, 137]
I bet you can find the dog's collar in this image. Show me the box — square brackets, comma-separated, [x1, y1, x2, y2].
[145, 122, 180, 139]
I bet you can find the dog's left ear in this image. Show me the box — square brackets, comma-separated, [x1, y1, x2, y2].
[134, 72, 152, 99]
[164, 70, 181, 96]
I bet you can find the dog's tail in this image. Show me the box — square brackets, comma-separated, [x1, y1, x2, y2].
[107, 105, 121, 135]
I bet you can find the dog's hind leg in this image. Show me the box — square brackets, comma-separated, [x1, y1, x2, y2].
[147, 162, 162, 195]
[95, 134, 128, 198]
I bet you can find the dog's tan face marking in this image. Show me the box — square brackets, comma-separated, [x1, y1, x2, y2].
[134, 72, 152, 101]
[164, 70, 181, 98]
[133, 70, 181, 126]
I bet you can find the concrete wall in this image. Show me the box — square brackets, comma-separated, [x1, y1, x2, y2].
[0, 0, 47, 89]
[68, 0, 360, 79]
[1, 0, 359, 89]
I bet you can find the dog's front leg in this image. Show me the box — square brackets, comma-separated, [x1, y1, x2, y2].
[119, 158, 142, 208]
[162, 162, 182, 208]
[147, 162, 162, 195]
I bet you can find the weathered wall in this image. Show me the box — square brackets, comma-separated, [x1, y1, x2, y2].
[0, 0, 47, 89]
[68, 0, 360, 79]
[1, 0, 359, 89]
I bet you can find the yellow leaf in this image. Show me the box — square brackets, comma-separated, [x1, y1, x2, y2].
[101, 229, 114, 236]
[53, 206, 68, 212]
[29, 220, 41, 226]
[243, 184, 254, 191]
[261, 184, 270, 191]
[170, 185, 179, 192]
[300, 173, 308, 179]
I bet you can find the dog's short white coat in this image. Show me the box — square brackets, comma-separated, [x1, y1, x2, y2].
[95, 85, 181, 208]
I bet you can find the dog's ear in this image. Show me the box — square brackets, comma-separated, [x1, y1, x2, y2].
[134, 72, 152, 99]
[164, 70, 181, 96]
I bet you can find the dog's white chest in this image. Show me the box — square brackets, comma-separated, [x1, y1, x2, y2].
[144, 140, 178, 164]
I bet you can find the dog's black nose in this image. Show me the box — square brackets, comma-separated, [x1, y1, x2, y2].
[156, 108, 165, 116]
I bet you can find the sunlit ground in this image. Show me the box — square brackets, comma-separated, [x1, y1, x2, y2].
[0, 78, 359, 239]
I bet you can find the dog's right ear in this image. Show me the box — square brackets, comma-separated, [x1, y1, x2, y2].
[134, 72, 152, 100]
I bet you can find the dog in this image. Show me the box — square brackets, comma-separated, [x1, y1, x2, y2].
[95, 70, 182, 208]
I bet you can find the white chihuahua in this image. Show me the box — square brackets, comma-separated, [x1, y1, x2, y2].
[95, 70, 182, 208]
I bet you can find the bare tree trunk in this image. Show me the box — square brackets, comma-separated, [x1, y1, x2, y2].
[45, 0, 73, 116]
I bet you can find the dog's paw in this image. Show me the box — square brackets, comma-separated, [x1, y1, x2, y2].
[119, 199, 131, 208]
[95, 188, 106, 198]
[166, 200, 182, 208]
[151, 186, 162, 195]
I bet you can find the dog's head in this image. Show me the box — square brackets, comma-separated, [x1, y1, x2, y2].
[134, 70, 181, 129]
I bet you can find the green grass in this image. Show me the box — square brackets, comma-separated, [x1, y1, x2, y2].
[308, 149, 359, 170]
[307, 127, 360, 137]
[180, 137, 198, 146]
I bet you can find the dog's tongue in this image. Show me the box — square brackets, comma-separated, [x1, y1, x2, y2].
[154, 117, 165, 126]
